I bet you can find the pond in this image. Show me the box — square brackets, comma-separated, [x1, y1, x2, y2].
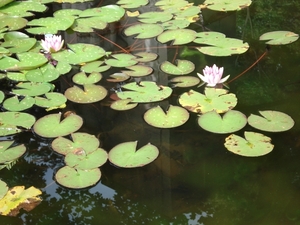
[1, 0, 300, 224]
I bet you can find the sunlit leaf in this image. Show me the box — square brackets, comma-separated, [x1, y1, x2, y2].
[0, 1, 47, 17]
[110, 99, 138, 111]
[157, 29, 197, 45]
[203, 0, 252, 11]
[0, 141, 26, 164]
[170, 76, 200, 87]
[72, 71, 102, 85]
[3, 96, 35, 111]
[117, 0, 149, 9]
[124, 23, 164, 39]
[160, 60, 195, 75]
[259, 31, 299, 45]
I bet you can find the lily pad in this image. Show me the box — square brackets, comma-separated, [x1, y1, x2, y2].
[65, 148, 108, 170]
[0, 112, 35, 136]
[72, 72, 102, 85]
[81, 60, 111, 73]
[203, 0, 252, 11]
[122, 65, 153, 77]
[194, 32, 249, 56]
[117, 81, 172, 103]
[33, 113, 83, 138]
[26, 17, 74, 34]
[72, 17, 106, 33]
[110, 99, 138, 111]
[34, 92, 67, 110]
[12, 82, 52, 96]
[160, 60, 195, 75]
[117, 0, 149, 9]
[134, 52, 158, 62]
[124, 23, 164, 39]
[64, 84, 107, 104]
[79, 5, 125, 23]
[0, 141, 26, 164]
[198, 110, 247, 133]
[108, 141, 159, 168]
[0, 1, 47, 17]
[0, 91, 4, 103]
[224, 132, 274, 157]
[0, 180, 8, 200]
[179, 88, 237, 114]
[52, 132, 100, 155]
[248, 111, 294, 132]
[138, 11, 173, 23]
[157, 29, 197, 45]
[144, 105, 189, 128]
[0, 186, 42, 216]
[259, 31, 299, 45]
[55, 166, 101, 189]
[162, 19, 190, 29]
[170, 76, 200, 87]
[25, 64, 60, 83]
[1, 37, 36, 54]
[106, 72, 130, 82]
[105, 53, 137, 67]
[0, 16, 27, 31]
[3, 96, 35, 111]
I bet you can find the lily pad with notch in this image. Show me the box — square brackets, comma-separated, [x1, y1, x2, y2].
[157, 29, 197, 45]
[109, 141, 159, 168]
[0, 141, 26, 164]
[198, 110, 247, 134]
[52, 132, 100, 155]
[1, 37, 36, 54]
[25, 64, 60, 83]
[134, 52, 158, 62]
[0, 16, 28, 31]
[138, 11, 173, 23]
[110, 99, 138, 111]
[179, 88, 237, 114]
[106, 72, 130, 82]
[224, 131, 274, 157]
[0, 112, 35, 136]
[55, 166, 101, 189]
[64, 84, 107, 104]
[0, 1, 47, 17]
[117, 0, 149, 9]
[259, 31, 299, 45]
[81, 60, 111, 73]
[170, 76, 200, 87]
[248, 110, 294, 132]
[105, 53, 138, 67]
[117, 81, 172, 103]
[160, 60, 195, 75]
[122, 65, 153, 77]
[124, 23, 164, 39]
[203, 0, 252, 11]
[144, 105, 189, 128]
[33, 113, 83, 138]
[72, 71, 102, 85]
[12, 82, 52, 96]
[34, 92, 67, 110]
[3, 96, 35, 111]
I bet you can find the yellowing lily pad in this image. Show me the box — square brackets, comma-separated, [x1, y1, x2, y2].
[144, 105, 189, 128]
[259, 31, 299, 45]
[110, 99, 138, 111]
[160, 60, 195, 75]
[64, 84, 107, 104]
[33, 113, 83, 138]
[117, 81, 172, 103]
[248, 110, 294, 132]
[108, 141, 159, 168]
[179, 88, 237, 114]
[0, 186, 42, 216]
[55, 166, 101, 189]
[225, 132, 274, 157]
[198, 110, 247, 133]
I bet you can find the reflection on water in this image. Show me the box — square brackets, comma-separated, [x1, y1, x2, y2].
[1, 0, 300, 224]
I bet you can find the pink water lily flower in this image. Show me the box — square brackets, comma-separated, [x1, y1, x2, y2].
[41, 34, 64, 53]
[197, 64, 230, 87]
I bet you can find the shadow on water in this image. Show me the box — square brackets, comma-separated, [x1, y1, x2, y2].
[1, 0, 300, 224]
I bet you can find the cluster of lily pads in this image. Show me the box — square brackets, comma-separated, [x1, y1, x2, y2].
[0, 0, 299, 215]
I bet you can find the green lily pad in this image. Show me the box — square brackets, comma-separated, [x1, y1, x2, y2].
[117, 81, 172, 103]
[25, 64, 60, 83]
[194, 32, 249, 56]
[110, 99, 138, 111]
[203, 0, 252, 11]
[160, 60, 195, 75]
[33, 113, 83, 138]
[72, 72, 102, 85]
[52, 43, 106, 65]
[7, 72, 27, 82]
[0, 52, 48, 71]
[0, 16, 27, 32]
[12, 82, 51, 96]
[105, 53, 137, 67]
[79, 5, 125, 23]
[55, 166, 101, 189]
[134, 52, 158, 62]
[1, 38, 36, 54]
[174, 5, 201, 19]
[64, 84, 107, 104]
[155, 0, 188, 12]
[0, 1, 47, 17]
[162, 19, 190, 29]
[34, 92, 67, 110]
[0, 112, 36, 136]
[0, 180, 8, 200]
[259, 31, 299, 45]
[3, 96, 35, 112]
[55, 61, 72, 75]
[26, 17, 74, 34]
[144, 105, 189, 128]
[0, 141, 26, 164]
[198, 110, 247, 134]
[81, 60, 111, 73]
[117, 0, 149, 8]
[138, 11, 173, 23]
[0, 0, 14, 8]
[170, 76, 200, 87]
[72, 17, 106, 33]
[157, 29, 197, 45]
[179, 88, 237, 114]
[52, 132, 100, 155]
[65, 148, 108, 170]
[122, 65, 153, 77]
[124, 23, 164, 39]
[0, 91, 4, 103]
[248, 111, 294, 132]
[225, 132, 274, 157]
[53, 8, 82, 17]
[106, 72, 130, 82]
[108, 141, 159, 168]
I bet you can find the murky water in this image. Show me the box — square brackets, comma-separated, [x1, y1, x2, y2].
[1, 0, 300, 224]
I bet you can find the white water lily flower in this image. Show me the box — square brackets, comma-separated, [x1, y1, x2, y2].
[197, 64, 230, 87]
[41, 34, 64, 53]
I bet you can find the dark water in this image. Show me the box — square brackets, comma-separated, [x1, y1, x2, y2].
[1, 0, 300, 224]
